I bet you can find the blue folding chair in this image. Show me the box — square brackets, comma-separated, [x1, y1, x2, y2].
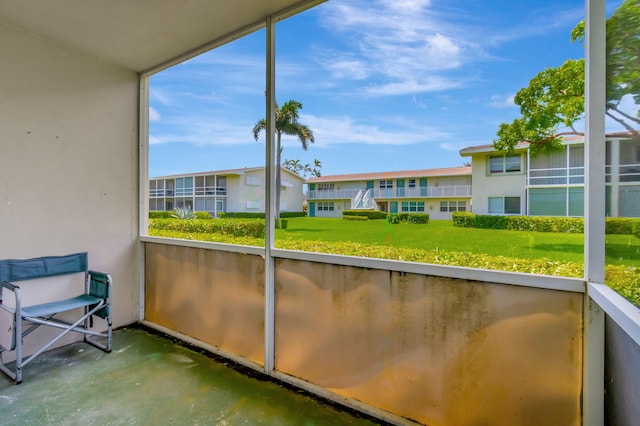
[0, 252, 112, 383]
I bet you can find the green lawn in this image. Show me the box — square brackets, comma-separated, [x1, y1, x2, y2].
[276, 218, 640, 268]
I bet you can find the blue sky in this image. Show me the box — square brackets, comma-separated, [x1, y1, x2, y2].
[149, 0, 587, 178]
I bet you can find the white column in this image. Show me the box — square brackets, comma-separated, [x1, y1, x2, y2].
[583, 0, 606, 425]
[264, 16, 276, 374]
[138, 75, 150, 322]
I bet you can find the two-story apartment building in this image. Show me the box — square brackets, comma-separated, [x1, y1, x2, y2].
[149, 167, 305, 217]
[460, 135, 640, 217]
[306, 167, 472, 219]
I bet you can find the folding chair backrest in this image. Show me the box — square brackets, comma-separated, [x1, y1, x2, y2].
[0, 253, 88, 282]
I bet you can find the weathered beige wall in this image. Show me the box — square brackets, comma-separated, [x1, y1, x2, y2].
[275, 259, 582, 426]
[0, 23, 140, 337]
[145, 243, 264, 364]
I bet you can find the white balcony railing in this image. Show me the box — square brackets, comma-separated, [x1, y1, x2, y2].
[308, 185, 471, 200]
[529, 163, 640, 186]
[308, 189, 364, 200]
[149, 186, 227, 197]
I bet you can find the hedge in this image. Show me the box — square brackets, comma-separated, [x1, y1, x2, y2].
[387, 213, 430, 224]
[149, 218, 264, 238]
[452, 213, 640, 235]
[149, 211, 174, 219]
[343, 215, 369, 221]
[149, 211, 211, 219]
[342, 210, 388, 220]
[606, 218, 640, 235]
[451, 212, 475, 228]
[218, 211, 306, 219]
[452, 212, 584, 233]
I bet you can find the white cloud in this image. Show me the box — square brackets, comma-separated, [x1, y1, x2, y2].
[316, 0, 484, 96]
[325, 58, 369, 80]
[439, 140, 484, 153]
[150, 88, 173, 106]
[294, 113, 450, 147]
[366, 77, 462, 96]
[150, 115, 258, 146]
[149, 107, 161, 122]
[488, 93, 516, 108]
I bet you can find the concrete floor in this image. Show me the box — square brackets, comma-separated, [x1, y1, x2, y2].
[0, 327, 383, 425]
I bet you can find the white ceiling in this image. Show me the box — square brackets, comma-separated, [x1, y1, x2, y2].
[0, 0, 320, 73]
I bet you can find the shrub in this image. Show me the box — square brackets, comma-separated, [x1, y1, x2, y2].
[506, 216, 584, 233]
[280, 212, 307, 218]
[275, 218, 288, 229]
[149, 219, 265, 238]
[344, 215, 369, 221]
[171, 206, 196, 220]
[475, 214, 507, 229]
[342, 210, 388, 220]
[218, 212, 305, 219]
[218, 212, 263, 219]
[386, 213, 429, 224]
[150, 210, 211, 219]
[149, 211, 174, 219]
[453, 213, 585, 233]
[606, 218, 640, 235]
[407, 213, 429, 224]
[452, 212, 476, 228]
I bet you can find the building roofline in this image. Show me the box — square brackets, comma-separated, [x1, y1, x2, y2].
[150, 166, 305, 181]
[306, 166, 471, 183]
[459, 132, 635, 156]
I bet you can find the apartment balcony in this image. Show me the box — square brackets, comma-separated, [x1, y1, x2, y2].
[530, 163, 640, 186]
[149, 187, 227, 197]
[3, 1, 639, 425]
[308, 185, 472, 200]
[307, 189, 362, 200]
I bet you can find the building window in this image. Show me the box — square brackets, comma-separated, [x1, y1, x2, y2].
[408, 179, 416, 188]
[246, 200, 260, 209]
[489, 155, 521, 174]
[401, 201, 425, 212]
[175, 177, 194, 196]
[317, 201, 335, 211]
[488, 197, 520, 215]
[440, 201, 466, 212]
[317, 183, 335, 190]
[379, 180, 393, 189]
[246, 175, 261, 186]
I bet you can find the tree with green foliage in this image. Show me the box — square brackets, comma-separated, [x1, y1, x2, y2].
[283, 157, 322, 178]
[494, 0, 640, 155]
[253, 100, 315, 221]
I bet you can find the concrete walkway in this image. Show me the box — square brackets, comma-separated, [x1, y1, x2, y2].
[0, 327, 383, 425]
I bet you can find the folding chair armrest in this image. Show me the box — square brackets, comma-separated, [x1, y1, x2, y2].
[1, 280, 19, 292]
[1, 280, 21, 312]
[88, 270, 111, 282]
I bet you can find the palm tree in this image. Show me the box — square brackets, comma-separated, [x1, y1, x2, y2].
[253, 100, 314, 221]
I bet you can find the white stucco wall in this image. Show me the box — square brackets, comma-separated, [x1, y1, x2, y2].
[470, 154, 527, 214]
[0, 23, 140, 348]
[225, 169, 304, 213]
